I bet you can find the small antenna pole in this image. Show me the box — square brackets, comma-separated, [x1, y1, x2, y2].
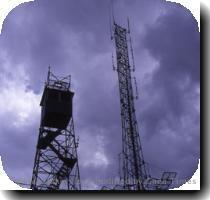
[109, 0, 114, 41]
[134, 77, 139, 100]
[127, 18, 136, 72]
[112, 53, 116, 71]
[127, 17, 130, 34]
[47, 65, 51, 85]
[111, 0, 115, 24]
[68, 75, 71, 89]
[109, 0, 115, 41]
[109, 14, 113, 40]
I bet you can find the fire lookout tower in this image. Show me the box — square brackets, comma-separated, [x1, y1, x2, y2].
[31, 68, 81, 190]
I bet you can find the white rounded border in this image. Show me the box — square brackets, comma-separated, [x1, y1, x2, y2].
[0, 0, 201, 194]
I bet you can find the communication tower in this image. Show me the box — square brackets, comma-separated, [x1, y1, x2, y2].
[30, 68, 81, 190]
[110, 18, 176, 190]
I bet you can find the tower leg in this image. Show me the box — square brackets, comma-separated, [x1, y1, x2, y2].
[30, 118, 81, 190]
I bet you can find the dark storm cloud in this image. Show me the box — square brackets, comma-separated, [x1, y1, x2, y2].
[141, 3, 199, 139]
[0, 0, 199, 189]
[136, 3, 200, 184]
[1, 0, 113, 93]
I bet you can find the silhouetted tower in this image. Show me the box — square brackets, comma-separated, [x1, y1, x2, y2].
[31, 68, 81, 190]
[111, 20, 147, 190]
[110, 18, 177, 190]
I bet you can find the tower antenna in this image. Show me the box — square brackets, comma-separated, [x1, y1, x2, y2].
[110, 18, 177, 190]
[112, 19, 147, 190]
[133, 77, 139, 100]
[47, 65, 51, 84]
[109, 0, 116, 40]
[127, 18, 136, 72]
[112, 53, 116, 71]
[111, 0, 115, 24]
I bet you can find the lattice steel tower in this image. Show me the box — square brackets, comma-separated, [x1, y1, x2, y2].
[31, 68, 81, 190]
[111, 20, 147, 190]
[110, 19, 177, 190]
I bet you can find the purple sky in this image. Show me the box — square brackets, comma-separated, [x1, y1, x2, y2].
[0, 0, 200, 189]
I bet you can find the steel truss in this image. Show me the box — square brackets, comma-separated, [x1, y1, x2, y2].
[113, 23, 147, 190]
[30, 69, 81, 190]
[111, 21, 177, 191]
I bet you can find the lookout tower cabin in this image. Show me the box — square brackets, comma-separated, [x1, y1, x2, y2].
[40, 69, 73, 129]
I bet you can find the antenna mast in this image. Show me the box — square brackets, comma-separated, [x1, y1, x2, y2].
[112, 21, 147, 190]
[111, 19, 177, 190]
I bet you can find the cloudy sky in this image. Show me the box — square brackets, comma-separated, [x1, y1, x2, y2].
[0, 0, 199, 190]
